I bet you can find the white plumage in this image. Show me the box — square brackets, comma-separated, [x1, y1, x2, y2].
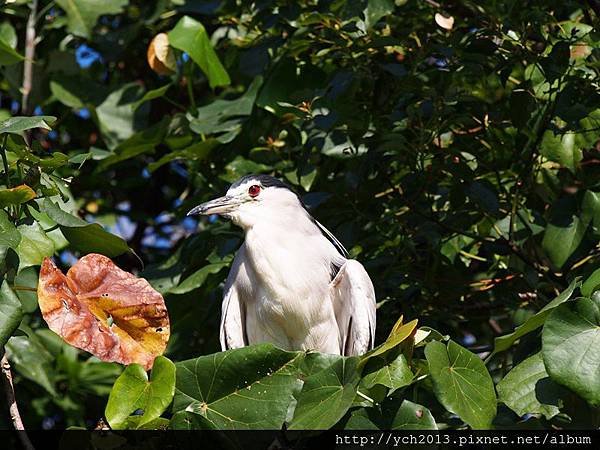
[188, 175, 376, 356]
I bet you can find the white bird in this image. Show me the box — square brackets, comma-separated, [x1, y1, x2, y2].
[188, 175, 376, 356]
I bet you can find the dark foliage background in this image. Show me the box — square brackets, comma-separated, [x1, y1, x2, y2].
[0, 0, 599, 431]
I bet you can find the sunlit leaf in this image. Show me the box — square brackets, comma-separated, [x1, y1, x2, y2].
[425, 340, 496, 429]
[168, 16, 230, 88]
[542, 296, 600, 406]
[0, 281, 23, 348]
[0, 116, 56, 134]
[106, 356, 175, 429]
[0, 184, 36, 208]
[37, 255, 170, 370]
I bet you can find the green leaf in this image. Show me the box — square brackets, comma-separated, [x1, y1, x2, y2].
[0, 210, 20, 250]
[14, 267, 39, 313]
[497, 353, 564, 419]
[0, 281, 23, 348]
[168, 261, 229, 295]
[55, 0, 128, 39]
[425, 340, 496, 429]
[43, 199, 129, 257]
[16, 223, 54, 271]
[95, 83, 149, 150]
[173, 344, 305, 430]
[189, 77, 261, 143]
[0, 116, 56, 134]
[391, 400, 438, 430]
[6, 336, 56, 395]
[582, 190, 600, 238]
[360, 317, 417, 367]
[148, 139, 218, 173]
[132, 84, 172, 111]
[542, 296, 600, 406]
[493, 277, 580, 354]
[49, 74, 107, 109]
[0, 39, 24, 66]
[289, 355, 360, 430]
[0, 21, 17, 49]
[105, 356, 176, 429]
[96, 117, 167, 170]
[365, 0, 395, 29]
[168, 16, 230, 89]
[540, 130, 582, 174]
[542, 197, 587, 269]
[581, 268, 600, 298]
[360, 353, 413, 393]
[0, 185, 36, 208]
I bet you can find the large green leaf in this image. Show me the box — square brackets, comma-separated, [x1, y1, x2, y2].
[345, 397, 437, 430]
[6, 336, 56, 395]
[173, 344, 305, 430]
[540, 130, 582, 174]
[148, 139, 218, 173]
[168, 16, 230, 89]
[55, 0, 128, 39]
[105, 356, 176, 429]
[497, 352, 564, 419]
[425, 340, 496, 429]
[0, 281, 23, 348]
[360, 353, 413, 393]
[0, 116, 56, 134]
[542, 296, 600, 406]
[581, 268, 600, 298]
[15, 223, 54, 271]
[492, 277, 580, 354]
[289, 355, 360, 430]
[43, 199, 129, 257]
[0, 185, 36, 208]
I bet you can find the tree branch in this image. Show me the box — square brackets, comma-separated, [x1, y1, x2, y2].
[1, 352, 35, 450]
[22, 0, 38, 144]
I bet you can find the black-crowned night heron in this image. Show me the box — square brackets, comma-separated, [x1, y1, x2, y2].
[188, 175, 376, 356]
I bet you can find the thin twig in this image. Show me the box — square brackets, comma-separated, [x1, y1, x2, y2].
[1, 352, 35, 450]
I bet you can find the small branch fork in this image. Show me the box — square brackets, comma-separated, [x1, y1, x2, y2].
[1, 352, 35, 450]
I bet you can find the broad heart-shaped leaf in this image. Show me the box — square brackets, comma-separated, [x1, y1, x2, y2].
[360, 353, 413, 393]
[497, 352, 565, 419]
[43, 199, 129, 257]
[0, 210, 20, 250]
[105, 356, 175, 429]
[0, 281, 23, 348]
[168, 16, 230, 89]
[542, 296, 600, 406]
[425, 340, 496, 429]
[492, 277, 580, 355]
[0, 116, 56, 134]
[289, 354, 361, 430]
[55, 0, 127, 39]
[16, 223, 55, 271]
[0, 184, 36, 208]
[38, 255, 170, 370]
[173, 344, 305, 430]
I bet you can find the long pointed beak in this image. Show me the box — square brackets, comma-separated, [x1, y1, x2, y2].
[187, 195, 241, 216]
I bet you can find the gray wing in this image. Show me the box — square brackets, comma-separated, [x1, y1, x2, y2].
[331, 259, 376, 356]
[219, 246, 249, 350]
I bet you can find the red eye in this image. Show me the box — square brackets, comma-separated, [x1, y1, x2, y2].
[248, 185, 261, 198]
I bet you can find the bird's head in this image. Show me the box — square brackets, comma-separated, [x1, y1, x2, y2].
[187, 174, 302, 229]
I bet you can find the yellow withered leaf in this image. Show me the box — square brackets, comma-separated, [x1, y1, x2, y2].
[38, 254, 170, 370]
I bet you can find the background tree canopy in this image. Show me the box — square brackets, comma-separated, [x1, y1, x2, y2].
[1, 0, 600, 432]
